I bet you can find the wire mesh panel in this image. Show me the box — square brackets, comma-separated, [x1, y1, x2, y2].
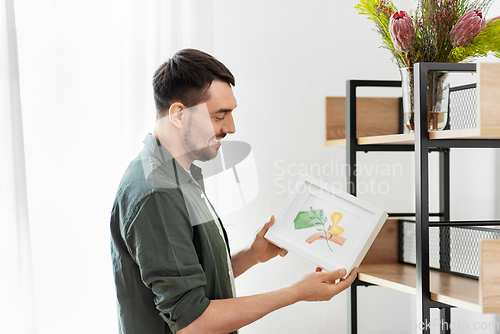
[450, 227, 500, 277]
[401, 222, 441, 269]
[448, 84, 477, 130]
[401, 221, 500, 278]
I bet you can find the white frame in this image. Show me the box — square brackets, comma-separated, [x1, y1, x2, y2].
[265, 174, 388, 273]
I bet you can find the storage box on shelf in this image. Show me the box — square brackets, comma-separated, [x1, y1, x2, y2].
[480, 239, 500, 313]
[325, 96, 401, 146]
[400, 221, 500, 279]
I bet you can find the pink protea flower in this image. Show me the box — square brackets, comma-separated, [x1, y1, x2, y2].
[487, 15, 500, 25]
[389, 11, 416, 53]
[449, 9, 486, 47]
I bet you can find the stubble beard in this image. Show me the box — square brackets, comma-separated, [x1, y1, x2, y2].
[183, 124, 219, 162]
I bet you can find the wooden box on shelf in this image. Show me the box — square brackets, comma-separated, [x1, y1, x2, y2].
[324, 97, 400, 146]
[479, 239, 500, 313]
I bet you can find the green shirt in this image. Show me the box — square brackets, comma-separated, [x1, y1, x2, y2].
[110, 134, 236, 334]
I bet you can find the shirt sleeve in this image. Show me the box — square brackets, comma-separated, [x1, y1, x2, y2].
[123, 189, 210, 332]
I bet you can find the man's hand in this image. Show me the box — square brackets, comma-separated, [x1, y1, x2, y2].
[249, 215, 287, 263]
[231, 215, 287, 278]
[290, 267, 358, 302]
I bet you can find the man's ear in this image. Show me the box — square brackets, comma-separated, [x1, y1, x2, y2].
[168, 102, 186, 129]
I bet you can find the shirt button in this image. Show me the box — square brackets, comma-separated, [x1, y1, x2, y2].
[200, 193, 204, 199]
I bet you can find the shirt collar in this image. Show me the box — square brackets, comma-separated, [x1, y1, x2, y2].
[142, 133, 204, 189]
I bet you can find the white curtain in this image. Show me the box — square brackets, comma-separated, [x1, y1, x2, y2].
[0, 0, 36, 333]
[5, 1, 212, 333]
[119, 0, 214, 163]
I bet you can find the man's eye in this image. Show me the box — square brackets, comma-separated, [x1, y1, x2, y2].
[215, 116, 225, 121]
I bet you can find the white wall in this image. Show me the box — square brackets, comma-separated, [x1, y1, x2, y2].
[12, 0, 499, 333]
[211, 1, 416, 333]
[210, 1, 500, 334]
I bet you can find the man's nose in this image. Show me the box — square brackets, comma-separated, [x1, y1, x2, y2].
[221, 113, 236, 134]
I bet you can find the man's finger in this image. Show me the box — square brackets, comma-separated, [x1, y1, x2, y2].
[257, 215, 275, 237]
[318, 268, 347, 281]
[334, 268, 358, 290]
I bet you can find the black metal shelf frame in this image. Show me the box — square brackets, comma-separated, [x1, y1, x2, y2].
[345, 63, 500, 334]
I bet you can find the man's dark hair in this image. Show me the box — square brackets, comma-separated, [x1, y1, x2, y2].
[153, 49, 235, 118]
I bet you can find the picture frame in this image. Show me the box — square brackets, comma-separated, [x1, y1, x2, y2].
[265, 174, 388, 274]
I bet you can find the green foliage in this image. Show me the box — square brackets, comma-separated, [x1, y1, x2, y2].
[355, 0, 500, 68]
[355, 0, 406, 67]
[309, 206, 334, 252]
[448, 16, 500, 62]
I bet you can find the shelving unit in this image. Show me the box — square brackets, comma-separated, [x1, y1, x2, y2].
[326, 62, 500, 334]
[325, 130, 500, 147]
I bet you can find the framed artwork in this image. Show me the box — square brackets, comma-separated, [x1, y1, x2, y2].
[265, 174, 388, 274]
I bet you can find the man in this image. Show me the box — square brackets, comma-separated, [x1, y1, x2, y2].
[110, 49, 357, 334]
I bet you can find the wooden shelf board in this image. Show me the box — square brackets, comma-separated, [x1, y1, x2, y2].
[325, 139, 346, 147]
[429, 128, 500, 140]
[325, 128, 500, 147]
[358, 263, 491, 313]
[358, 133, 415, 145]
[325, 134, 414, 146]
[429, 128, 481, 139]
[358, 263, 417, 295]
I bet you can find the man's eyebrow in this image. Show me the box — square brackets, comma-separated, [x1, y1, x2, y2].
[216, 106, 237, 113]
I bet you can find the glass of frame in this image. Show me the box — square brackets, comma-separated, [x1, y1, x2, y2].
[265, 174, 388, 274]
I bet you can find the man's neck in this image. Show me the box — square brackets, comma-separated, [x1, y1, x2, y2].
[153, 130, 193, 171]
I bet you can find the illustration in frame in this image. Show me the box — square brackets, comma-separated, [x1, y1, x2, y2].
[294, 207, 346, 251]
[265, 174, 387, 273]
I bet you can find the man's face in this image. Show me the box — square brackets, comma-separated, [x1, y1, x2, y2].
[183, 80, 237, 162]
